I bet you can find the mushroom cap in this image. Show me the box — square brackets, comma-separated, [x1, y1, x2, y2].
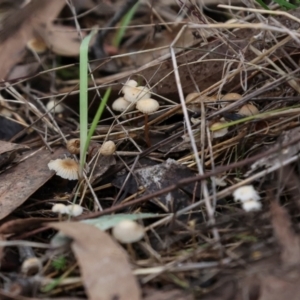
[100, 140, 116, 156]
[27, 38, 47, 54]
[112, 219, 144, 244]
[48, 158, 79, 180]
[136, 98, 159, 114]
[222, 93, 242, 101]
[238, 104, 259, 116]
[233, 185, 261, 202]
[46, 100, 64, 113]
[66, 138, 80, 155]
[52, 203, 68, 214]
[66, 204, 83, 217]
[242, 200, 262, 212]
[210, 121, 228, 138]
[121, 79, 138, 95]
[123, 86, 151, 103]
[21, 257, 42, 276]
[185, 92, 201, 102]
[112, 97, 132, 112]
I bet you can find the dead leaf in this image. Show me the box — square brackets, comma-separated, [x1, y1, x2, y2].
[0, 217, 56, 235]
[270, 201, 300, 267]
[49, 222, 141, 300]
[0, 0, 65, 79]
[143, 288, 194, 300]
[0, 140, 29, 155]
[37, 24, 86, 57]
[0, 147, 66, 220]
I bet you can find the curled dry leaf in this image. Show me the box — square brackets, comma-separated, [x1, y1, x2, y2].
[0, 147, 66, 220]
[0, 0, 65, 79]
[37, 24, 87, 57]
[49, 222, 141, 300]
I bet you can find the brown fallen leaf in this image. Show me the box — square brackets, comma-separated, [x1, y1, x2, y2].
[0, 147, 66, 220]
[49, 222, 141, 300]
[270, 201, 300, 268]
[0, 140, 29, 155]
[0, 140, 29, 168]
[0, 217, 56, 235]
[37, 24, 87, 57]
[143, 287, 194, 300]
[0, 0, 65, 79]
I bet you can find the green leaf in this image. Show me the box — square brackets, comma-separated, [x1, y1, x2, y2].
[82, 213, 158, 231]
[255, 0, 269, 9]
[79, 28, 97, 176]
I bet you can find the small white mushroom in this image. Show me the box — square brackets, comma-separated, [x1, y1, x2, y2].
[136, 98, 160, 147]
[238, 104, 259, 116]
[46, 100, 64, 114]
[27, 38, 47, 54]
[233, 185, 261, 202]
[136, 98, 159, 114]
[48, 158, 79, 180]
[100, 141, 116, 156]
[112, 97, 133, 113]
[121, 79, 138, 95]
[66, 139, 80, 155]
[242, 200, 262, 212]
[52, 203, 68, 214]
[210, 120, 228, 139]
[123, 86, 151, 103]
[66, 204, 83, 217]
[222, 93, 242, 101]
[112, 219, 144, 244]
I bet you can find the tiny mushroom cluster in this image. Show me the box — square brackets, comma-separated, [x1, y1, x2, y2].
[52, 203, 84, 217]
[233, 185, 262, 212]
[112, 79, 160, 147]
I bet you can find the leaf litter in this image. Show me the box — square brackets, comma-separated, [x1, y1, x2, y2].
[2, 0, 300, 299]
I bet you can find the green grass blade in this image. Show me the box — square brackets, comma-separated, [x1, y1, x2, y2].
[79, 29, 97, 177]
[86, 87, 112, 146]
[112, 1, 139, 48]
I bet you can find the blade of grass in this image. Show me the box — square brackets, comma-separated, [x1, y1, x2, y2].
[79, 29, 97, 177]
[86, 87, 112, 146]
[112, 1, 139, 48]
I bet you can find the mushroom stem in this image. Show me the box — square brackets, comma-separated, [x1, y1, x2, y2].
[144, 114, 151, 147]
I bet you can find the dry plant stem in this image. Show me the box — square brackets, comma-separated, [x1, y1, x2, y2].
[112, 155, 140, 205]
[170, 25, 220, 246]
[144, 114, 151, 147]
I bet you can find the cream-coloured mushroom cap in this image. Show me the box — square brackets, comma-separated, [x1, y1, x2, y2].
[222, 93, 242, 101]
[112, 219, 145, 244]
[27, 38, 47, 54]
[66, 204, 83, 217]
[21, 257, 42, 276]
[210, 120, 228, 139]
[123, 86, 151, 103]
[185, 92, 201, 102]
[66, 138, 80, 155]
[48, 158, 79, 180]
[121, 79, 138, 93]
[185, 93, 216, 103]
[238, 104, 259, 116]
[52, 203, 68, 214]
[136, 98, 159, 114]
[112, 97, 133, 112]
[100, 140, 116, 156]
[46, 100, 64, 113]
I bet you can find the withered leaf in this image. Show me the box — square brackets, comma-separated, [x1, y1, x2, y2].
[49, 222, 141, 300]
[0, 147, 66, 220]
